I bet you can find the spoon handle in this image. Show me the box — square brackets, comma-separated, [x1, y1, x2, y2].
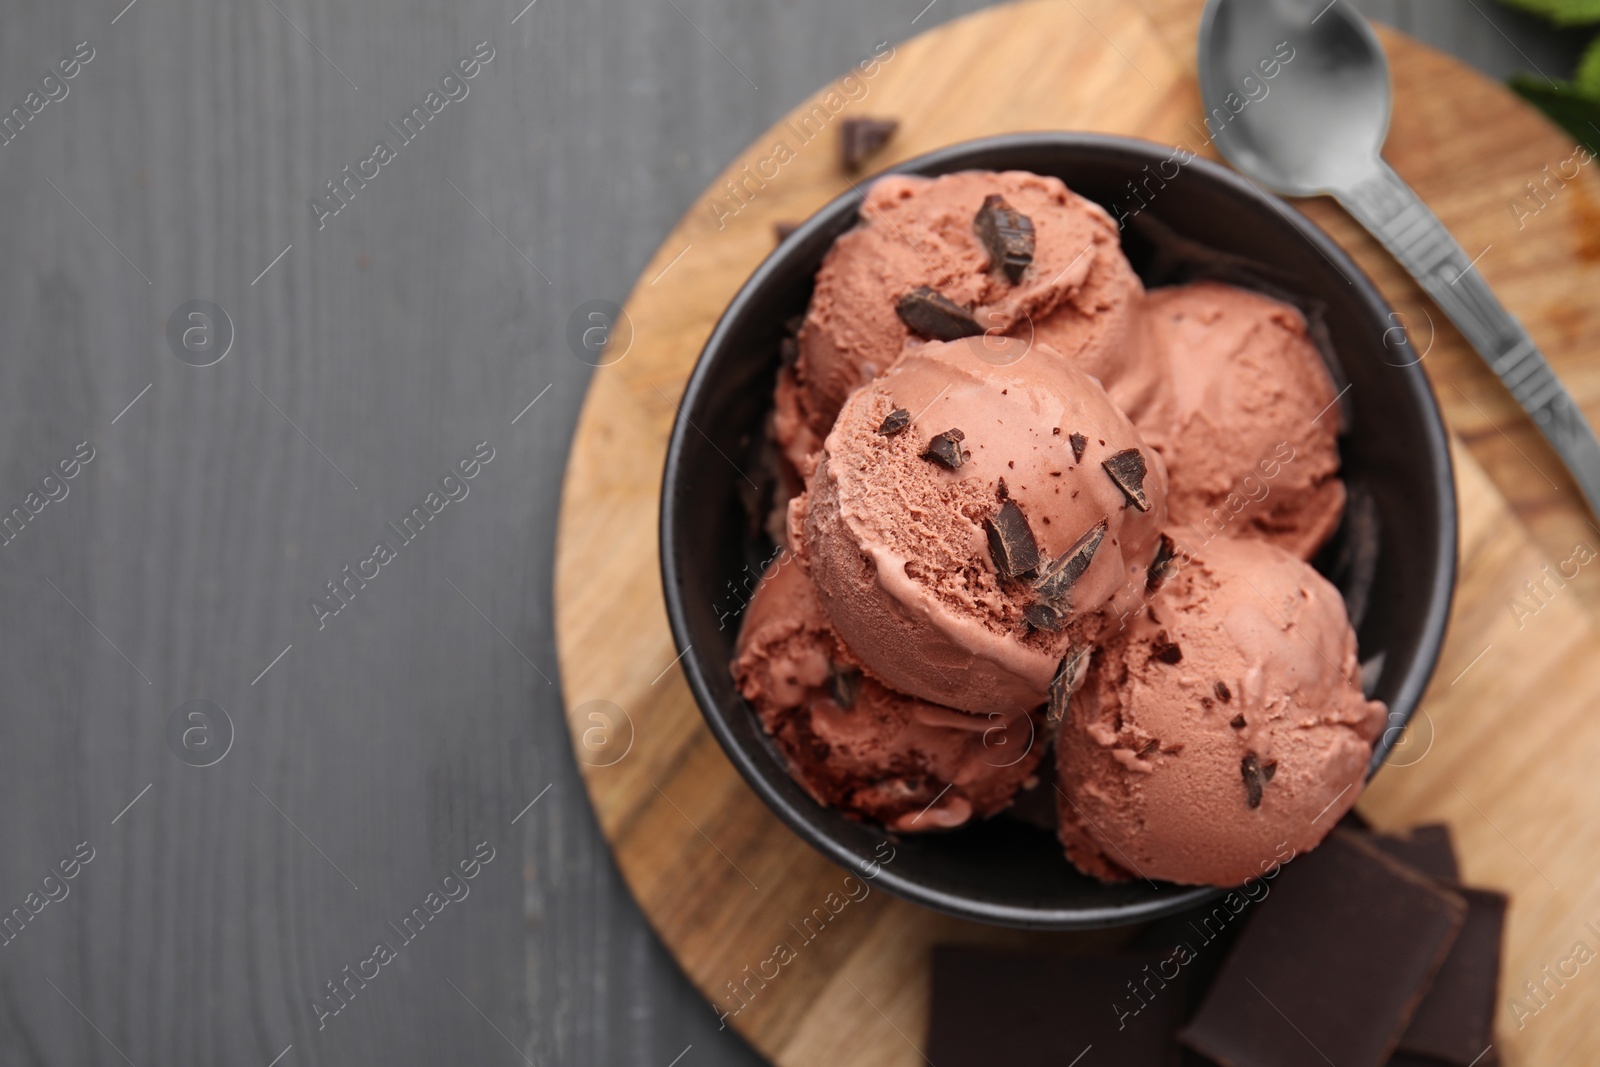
[1335, 161, 1600, 519]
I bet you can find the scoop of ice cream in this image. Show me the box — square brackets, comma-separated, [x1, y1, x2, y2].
[796, 336, 1169, 716]
[1056, 536, 1384, 886]
[1139, 281, 1346, 560]
[731, 557, 1044, 831]
[787, 170, 1143, 454]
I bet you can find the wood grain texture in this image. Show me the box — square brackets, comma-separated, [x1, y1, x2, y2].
[553, 1, 1600, 1064]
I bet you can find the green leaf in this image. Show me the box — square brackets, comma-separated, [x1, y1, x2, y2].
[1510, 74, 1600, 154]
[1578, 32, 1600, 94]
[1500, 0, 1600, 25]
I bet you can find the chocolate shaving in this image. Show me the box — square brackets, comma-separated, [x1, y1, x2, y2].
[839, 116, 898, 173]
[1241, 752, 1277, 809]
[1147, 533, 1176, 593]
[1046, 646, 1091, 724]
[985, 499, 1041, 581]
[1230, 714, 1247, 730]
[1215, 681, 1232, 703]
[1069, 432, 1088, 463]
[1138, 738, 1161, 759]
[1023, 602, 1063, 632]
[1034, 519, 1108, 603]
[828, 664, 861, 710]
[896, 287, 984, 341]
[973, 194, 1036, 282]
[876, 408, 911, 436]
[922, 428, 967, 470]
[1151, 631, 1182, 665]
[1102, 448, 1151, 511]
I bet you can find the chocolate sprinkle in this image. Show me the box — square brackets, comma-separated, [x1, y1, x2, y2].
[1215, 681, 1232, 703]
[1046, 646, 1091, 724]
[1102, 448, 1151, 511]
[1023, 602, 1063, 632]
[1034, 519, 1108, 603]
[1151, 631, 1182, 665]
[922, 428, 967, 470]
[985, 499, 1041, 581]
[973, 194, 1036, 282]
[877, 408, 912, 436]
[1069, 432, 1088, 463]
[1241, 752, 1278, 809]
[896, 286, 984, 341]
[1230, 714, 1247, 730]
[1147, 533, 1176, 593]
[828, 664, 861, 710]
[839, 116, 898, 173]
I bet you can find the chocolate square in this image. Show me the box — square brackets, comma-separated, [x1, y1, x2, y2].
[1396, 887, 1507, 1065]
[928, 945, 1189, 1066]
[1366, 823, 1460, 883]
[1178, 831, 1467, 1067]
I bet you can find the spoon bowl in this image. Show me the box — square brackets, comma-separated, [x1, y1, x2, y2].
[1199, 0, 1391, 195]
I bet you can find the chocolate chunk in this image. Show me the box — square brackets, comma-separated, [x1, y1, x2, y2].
[1147, 533, 1177, 593]
[1366, 824, 1460, 883]
[827, 664, 861, 710]
[922, 428, 967, 470]
[1240, 752, 1277, 808]
[1397, 887, 1507, 1065]
[972, 194, 1036, 282]
[1023, 602, 1063, 632]
[984, 499, 1041, 581]
[1179, 831, 1468, 1067]
[1151, 631, 1182, 665]
[1034, 519, 1108, 603]
[896, 286, 983, 341]
[1046, 646, 1090, 724]
[773, 220, 800, 243]
[1069, 431, 1088, 462]
[929, 945, 1193, 1067]
[838, 116, 897, 173]
[876, 408, 911, 436]
[1214, 680, 1232, 704]
[1102, 448, 1151, 511]
[1230, 714, 1247, 730]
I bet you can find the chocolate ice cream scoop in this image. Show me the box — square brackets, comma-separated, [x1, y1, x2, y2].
[795, 336, 1169, 716]
[731, 556, 1043, 831]
[1057, 536, 1384, 886]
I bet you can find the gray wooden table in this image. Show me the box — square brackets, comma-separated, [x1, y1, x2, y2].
[0, 1, 1580, 1064]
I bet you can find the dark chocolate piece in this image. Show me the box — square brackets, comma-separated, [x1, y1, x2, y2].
[876, 408, 912, 436]
[1034, 519, 1108, 603]
[1240, 752, 1277, 809]
[838, 116, 897, 173]
[1147, 533, 1177, 593]
[1397, 887, 1507, 1065]
[1023, 602, 1063, 632]
[1366, 824, 1460, 884]
[827, 664, 860, 710]
[896, 286, 983, 341]
[1103, 448, 1151, 511]
[1046, 647, 1089, 724]
[1151, 632, 1182, 665]
[922, 428, 967, 470]
[972, 194, 1036, 282]
[1179, 831, 1468, 1067]
[985, 499, 1041, 580]
[928, 945, 1192, 1067]
[773, 220, 800, 243]
[1215, 680, 1232, 704]
[1069, 431, 1088, 462]
[1229, 714, 1247, 730]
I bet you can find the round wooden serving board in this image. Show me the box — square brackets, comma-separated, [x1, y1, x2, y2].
[555, 1, 1600, 1062]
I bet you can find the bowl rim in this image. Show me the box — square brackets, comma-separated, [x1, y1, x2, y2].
[659, 131, 1458, 929]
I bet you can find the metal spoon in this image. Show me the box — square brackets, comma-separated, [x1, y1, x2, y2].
[1199, 0, 1600, 518]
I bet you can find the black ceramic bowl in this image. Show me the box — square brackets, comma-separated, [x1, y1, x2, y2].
[660, 133, 1455, 929]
